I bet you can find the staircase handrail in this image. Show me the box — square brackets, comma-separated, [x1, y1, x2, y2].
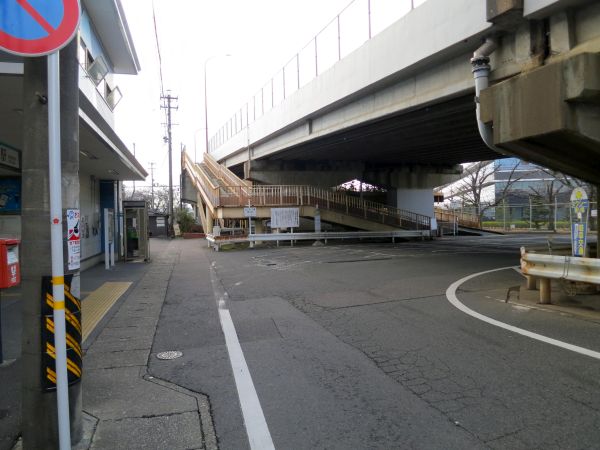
[434, 207, 480, 228]
[182, 152, 220, 211]
[203, 153, 252, 189]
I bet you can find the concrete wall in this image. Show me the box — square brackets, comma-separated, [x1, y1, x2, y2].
[524, 0, 594, 18]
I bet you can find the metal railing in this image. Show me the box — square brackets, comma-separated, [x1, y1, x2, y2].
[209, 0, 428, 152]
[184, 151, 430, 231]
[206, 229, 430, 250]
[435, 207, 480, 229]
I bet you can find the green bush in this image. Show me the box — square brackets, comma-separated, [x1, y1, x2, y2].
[176, 209, 196, 233]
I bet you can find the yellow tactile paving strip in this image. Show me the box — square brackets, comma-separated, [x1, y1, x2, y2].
[81, 282, 132, 342]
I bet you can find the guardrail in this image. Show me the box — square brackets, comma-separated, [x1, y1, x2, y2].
[206, 229, 431, 251]
[520, 247, 600, 304]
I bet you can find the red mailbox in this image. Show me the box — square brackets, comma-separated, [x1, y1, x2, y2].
[0, 239, 20, 288]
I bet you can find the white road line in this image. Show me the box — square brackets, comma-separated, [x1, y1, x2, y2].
[210, 264, 276, 450]
[446, 266, 600, 361]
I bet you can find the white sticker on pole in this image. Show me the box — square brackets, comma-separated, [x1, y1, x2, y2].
[271, 208, 300, 228]
[67, 209, 81, 270]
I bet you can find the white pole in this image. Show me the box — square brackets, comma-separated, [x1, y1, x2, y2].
[48, 52, 71, 449]
[554, 197, 558, 231]
[529, 197, 532, 230]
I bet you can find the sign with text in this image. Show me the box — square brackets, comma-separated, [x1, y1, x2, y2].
[271, 208, 300, 229]
[0, 143, 21, 171]
[569, 188, 589, 257]
[244, 206, 257, 218]
[66, 208, 80, 269]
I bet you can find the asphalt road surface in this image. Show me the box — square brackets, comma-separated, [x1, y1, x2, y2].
[150, 234, 600, 449]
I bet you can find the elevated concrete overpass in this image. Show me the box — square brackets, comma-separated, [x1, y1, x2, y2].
[209, 0, 600, 223]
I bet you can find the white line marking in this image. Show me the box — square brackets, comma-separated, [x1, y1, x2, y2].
[446, 266, 600, 361]
[210, 264, 276, 450]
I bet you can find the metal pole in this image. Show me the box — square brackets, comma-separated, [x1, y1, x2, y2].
[204, 62, 209, 154]
[368, 0, 372, 39]
[337, 15, 341, 61]
[529, 196, 532, 230]
[48, 51, 71, 450]
[314, 37, 318, 76]
[554, 196, 558, 232]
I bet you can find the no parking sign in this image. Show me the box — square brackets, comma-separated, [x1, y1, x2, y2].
[0, 0, 80, 56]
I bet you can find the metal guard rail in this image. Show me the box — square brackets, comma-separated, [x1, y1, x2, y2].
[206, 230, 431, 250]
[520, 247, 600, 285]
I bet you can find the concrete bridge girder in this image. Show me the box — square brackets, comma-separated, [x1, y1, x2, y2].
[244, 160, 365, 188]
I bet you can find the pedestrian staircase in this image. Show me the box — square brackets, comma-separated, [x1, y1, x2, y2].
[182, 151, 432, 235]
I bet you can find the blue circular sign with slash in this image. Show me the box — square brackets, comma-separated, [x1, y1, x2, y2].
[0, 0, 81, 56]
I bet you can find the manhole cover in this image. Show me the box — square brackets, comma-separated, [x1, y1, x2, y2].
[156, 351, 183, 360]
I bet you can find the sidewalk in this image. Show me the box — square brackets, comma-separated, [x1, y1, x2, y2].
[1, 238, 217, 450]
[80, 238, 216, 450]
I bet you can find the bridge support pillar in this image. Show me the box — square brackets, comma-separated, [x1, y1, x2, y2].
[387, 188, 435, 221]
[205, 205, 214, 234]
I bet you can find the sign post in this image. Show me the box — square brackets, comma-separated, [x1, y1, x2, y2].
[0, 2, 81, 448]
[244, 205, 257, 248]
[570, 188, 589, 257]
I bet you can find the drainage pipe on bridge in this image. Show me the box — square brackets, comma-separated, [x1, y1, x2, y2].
[471, 37, 501, 152]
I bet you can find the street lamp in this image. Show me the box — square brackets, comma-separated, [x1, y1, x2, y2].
[204, 54, 231, 156]
[193, 127, 205, 163]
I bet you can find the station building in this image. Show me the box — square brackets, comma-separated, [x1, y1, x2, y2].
[0, 0, 146, 270]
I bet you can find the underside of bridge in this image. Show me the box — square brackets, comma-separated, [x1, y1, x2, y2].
[234, 94, 500, 185]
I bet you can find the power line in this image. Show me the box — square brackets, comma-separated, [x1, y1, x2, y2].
[151, 0, 165, 97]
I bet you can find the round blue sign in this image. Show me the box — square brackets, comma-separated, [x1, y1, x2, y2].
[0, 0, 80, 56]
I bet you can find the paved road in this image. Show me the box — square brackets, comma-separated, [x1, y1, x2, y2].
[149, 234, 600, 449]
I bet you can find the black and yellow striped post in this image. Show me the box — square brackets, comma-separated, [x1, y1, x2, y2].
[41, 275, 82, 391]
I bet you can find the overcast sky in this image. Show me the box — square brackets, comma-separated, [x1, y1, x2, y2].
[114, 0, 425, 186]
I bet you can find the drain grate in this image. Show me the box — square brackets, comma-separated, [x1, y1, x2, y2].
[156, 351, 183, 360]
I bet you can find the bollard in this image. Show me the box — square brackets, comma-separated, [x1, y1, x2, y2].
[539, 278, 551, 304]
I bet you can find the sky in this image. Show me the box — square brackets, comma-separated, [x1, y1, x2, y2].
[114, 0, 427, 187]
[115, 0, 354, 186]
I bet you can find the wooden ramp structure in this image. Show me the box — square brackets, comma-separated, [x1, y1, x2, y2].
[181, 150, 432, 237]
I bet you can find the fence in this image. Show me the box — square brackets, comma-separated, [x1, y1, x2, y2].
[438, 201, 598, 232]
[209, 0, 429, 152]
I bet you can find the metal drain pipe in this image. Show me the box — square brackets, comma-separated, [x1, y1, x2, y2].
[471, 37, 500, 151]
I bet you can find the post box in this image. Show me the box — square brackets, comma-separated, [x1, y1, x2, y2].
[0, 239, 20, 288]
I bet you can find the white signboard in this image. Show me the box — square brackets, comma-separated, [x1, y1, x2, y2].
[271, 208, 300, 228]
[0, 143, 20, 170]
[244, 206, 257, 218]
[67, 208, 81, 270]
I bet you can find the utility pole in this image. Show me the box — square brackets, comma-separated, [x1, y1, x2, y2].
[21, 39, 82, 449]
[149, 162, 156, 210]
[180, 143, 184, 210]
[160, 92, 177, 237]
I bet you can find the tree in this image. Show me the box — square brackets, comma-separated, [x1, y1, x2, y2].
[538, 169, 598, 231]
[528, 179, 566, 230]
[123, 184, 180, 214]
[453, 160, 531, 224]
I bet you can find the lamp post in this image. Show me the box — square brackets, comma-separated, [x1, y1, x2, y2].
[193, 128, 205, 163]
[204, 54, 231, 155]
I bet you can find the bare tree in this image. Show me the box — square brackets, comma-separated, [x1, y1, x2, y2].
[453, 160, 529, 224]
[123, 185, 180, 214]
